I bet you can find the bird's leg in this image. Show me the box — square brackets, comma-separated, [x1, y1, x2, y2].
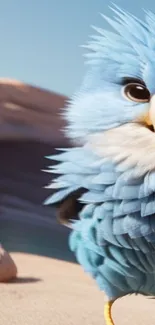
[104, 300, 115, 325]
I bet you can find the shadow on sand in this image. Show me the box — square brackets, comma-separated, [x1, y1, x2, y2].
[8, 277, 42, 284]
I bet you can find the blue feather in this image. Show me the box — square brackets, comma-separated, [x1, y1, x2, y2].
[113, 199, 140, 217]
[93, 171, 118, 184]
[44, 186, 80, 205]
[80, 204, 95, 219]
[98, 216, 121, 247]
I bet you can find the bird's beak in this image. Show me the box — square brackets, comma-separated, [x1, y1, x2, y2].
[143, 95, 155, 131]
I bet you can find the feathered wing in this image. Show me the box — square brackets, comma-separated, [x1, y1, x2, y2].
[45, 146, 155, 242]
[45, 146, 155, 299]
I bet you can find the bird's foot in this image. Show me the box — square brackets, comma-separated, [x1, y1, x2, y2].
[104, 300, 115, 325]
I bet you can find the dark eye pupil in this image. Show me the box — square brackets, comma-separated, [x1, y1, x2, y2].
[124, 83, 150, 102]
[128, 85, 149, 99]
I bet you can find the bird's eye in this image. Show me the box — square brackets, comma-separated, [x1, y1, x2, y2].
[123, 83, 150, 103]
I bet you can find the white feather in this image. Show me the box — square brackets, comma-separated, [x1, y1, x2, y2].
[86, 123, 155, 177]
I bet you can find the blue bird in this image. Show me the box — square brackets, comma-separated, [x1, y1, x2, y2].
[44, 5, 155, 325]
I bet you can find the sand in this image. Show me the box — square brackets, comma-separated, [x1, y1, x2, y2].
[1, 253, 155, 325]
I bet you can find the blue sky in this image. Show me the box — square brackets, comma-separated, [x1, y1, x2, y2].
[0, 0, 155, 96]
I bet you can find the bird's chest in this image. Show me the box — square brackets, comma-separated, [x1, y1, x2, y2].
[80, 180, 155, 246]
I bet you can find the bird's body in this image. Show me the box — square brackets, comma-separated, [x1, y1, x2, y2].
[46, 136, 155, 300]
[44, 5, 155, 324]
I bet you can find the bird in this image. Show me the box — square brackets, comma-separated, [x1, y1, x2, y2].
[44, 5, 155, 325]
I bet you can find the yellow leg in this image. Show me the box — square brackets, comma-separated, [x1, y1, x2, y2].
[104, 300, 115, 325]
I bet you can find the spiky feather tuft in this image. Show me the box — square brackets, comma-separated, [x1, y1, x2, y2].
[62, 6, 155, 141]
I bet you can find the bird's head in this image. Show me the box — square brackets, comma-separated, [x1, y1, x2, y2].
[64, 5, 155, 175]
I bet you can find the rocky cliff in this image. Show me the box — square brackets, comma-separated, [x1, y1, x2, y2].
[0, 79, 74, 261]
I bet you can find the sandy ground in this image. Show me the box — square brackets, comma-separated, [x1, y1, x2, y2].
[0, 253, 155, 325]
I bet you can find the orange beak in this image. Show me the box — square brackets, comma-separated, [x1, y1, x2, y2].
[141, 96, 155, 130]
[148, 95, 155, 130]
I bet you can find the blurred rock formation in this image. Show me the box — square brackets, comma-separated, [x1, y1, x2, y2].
[0, 79, 74, 262]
